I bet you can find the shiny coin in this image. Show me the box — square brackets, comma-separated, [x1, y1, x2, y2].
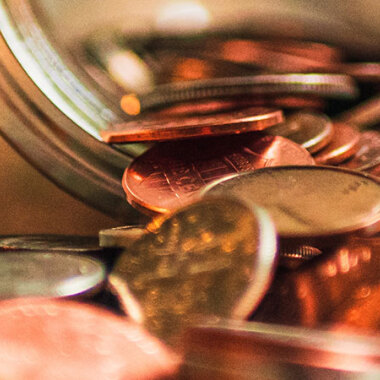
[123, 132, 314, 215]
[0, 252, 105, 299]
[314, 123, 360, 165]
[109, 196, 277, 346]
[266, 112, 333, 153]
[203, 166, 380, 246]
[0, 234, 103, 253]
[99, 225, 146, 248]
[0, 299, 178, 380]
[341, 131, 380, 171]
[136, 74, 357, 111]
[101, 107, 283, 143]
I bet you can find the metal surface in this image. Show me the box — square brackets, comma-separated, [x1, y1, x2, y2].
[109, 196, 277, 346]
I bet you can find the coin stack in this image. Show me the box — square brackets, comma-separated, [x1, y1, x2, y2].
[0, 34, 380, 379]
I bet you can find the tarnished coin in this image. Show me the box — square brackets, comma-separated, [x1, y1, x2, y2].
[266, 112, 333, 153]
[203, 166, 380, 246]
[135, 74, 357, 111]
[0, 252, 105, 299]
[0, 299, 178, 380]
[101, 107, 283, 143]
[123, 132, 314, 215]
[341, 131, 380, 171]
[314, 123, 361, 165]
[0, 234, 102, 253]
[109, 196, 277, 346]
[99, 225, 146, 248]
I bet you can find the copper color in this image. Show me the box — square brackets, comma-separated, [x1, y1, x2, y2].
[149, 96, 324, 118]
[253, 236, 380, 336]
[366, 164, 380, 179]
[0, 299, 178, 380]
[341, 130, 380, 171]
[101, 107, 283, 143]
[314, 123, 360, 165]
[109, 196, 277, 346]
[123, 133, 314, 215]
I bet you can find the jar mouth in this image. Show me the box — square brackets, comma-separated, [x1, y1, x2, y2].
[0, 0, 378, 218]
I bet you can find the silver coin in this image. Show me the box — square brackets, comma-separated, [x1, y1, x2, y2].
[0, 252, 105, 299]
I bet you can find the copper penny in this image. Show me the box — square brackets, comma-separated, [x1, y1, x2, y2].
[123, 132, 314, 215]
[314, 123, 360, 165]
[102, 107, 283, 143]
[0, 299, 178, 380]
[341, 131, 380, 171]
[202, 166, 380, 246]
[266, 112, 334, 153]
[109, 196, 277, 346]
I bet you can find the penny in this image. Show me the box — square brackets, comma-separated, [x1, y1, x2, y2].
[123, 132, 314, 215]
[181, 320, 380, 378]
[314, 123, 360, 165]
[341, 131, 380, 171]
[135, 74, 357, 111]
[338, 62, 380, 83]
[366, 164, 380, 179]
[202, 166, 380, 246]
[109, 196, 277, 346]
[0, 252, 105, 299]
[266, 112, 333, 153]
[99, 225, 146, 248]
[102, 107, 283, 143]
[0, 234, 103, 253]
[0, 299, 178, 380]
[279, 245, 323, 269]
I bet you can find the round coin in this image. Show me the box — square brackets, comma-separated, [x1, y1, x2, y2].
[0, 234, 103, 253]
[0, 299, 178, 380]
[341, 131, 380, 171]
[136, 74, 357, 111]
[314, 123, 361, 165]
[123, 132, 314, 215]
[101, 107, 283, 143]
[266, 112, 334, 153]
[202, 166, 380, 245]
[0, 252, 105, 299]
[109, 196, 277, 346]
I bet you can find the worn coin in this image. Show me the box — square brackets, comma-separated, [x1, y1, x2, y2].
[0, 234, 102, 253]
[102, 107, 283, 142]
[266, 112, 333, 153]
[0, 252, 105, 299]
[314, 123, 360, 165]
[203, 166, 380, 246]
[123, 132, 314, 215]
[109, 196, 277, 346]
[341, 131, 380, 171]
[0, 299, 178, 380]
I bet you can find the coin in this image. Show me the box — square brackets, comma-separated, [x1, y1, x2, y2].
[181, 320, 380, 378]
[366, 164, 380, 179]
[338, 62, 380, 83]
[109, 196, 277, 346]
[99, 225, 146, 248]
[136, 74, 358, 111]
[0, 299, 178, 380]
[123, 132, 314, 215]
[266, 112, 333, 153]
[101, 107, 283, 143]
[314, 123, 360, 165]
[0, 252, 105, 299]
[202, 166, 380, 246]
[0, 234, 103, 253]
[279, 245, 323, 269]
[341, 131, 380, 171]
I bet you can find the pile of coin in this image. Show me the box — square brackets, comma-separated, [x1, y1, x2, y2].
[0, 33, 380, 378]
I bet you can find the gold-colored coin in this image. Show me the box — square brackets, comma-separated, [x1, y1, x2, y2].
[266, 112, 333, 153]
[99, 225, 146, 248]
[203, 166, 380, 247]
[109, 196, 277, 346]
